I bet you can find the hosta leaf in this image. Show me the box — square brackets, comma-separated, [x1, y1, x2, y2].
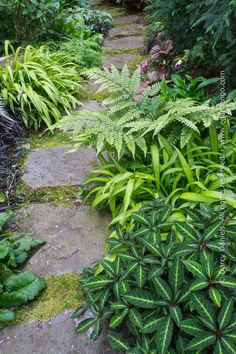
[192, 293, 216, 330]
[221, 337, 236, 354]
[218, 298, 233, 330]
[143, 315, 164, 333]
[0, 309, 15, 322]
[153, 277, 172, 301]
[129, 308, 142, 328]
[175, 222, 199, 242]
[186, 333, 216, 351]
[0, 271, 46, 307]
[84, 275, 112, 291]
[169, 305, 182, 325]
[135, 265, 146, 289]
[108, 331, 129, 351]
[181, 318, 205, 336]
[123, 289, 158, 309]
[203, 221, 222, 241]
[156, 315, 173, 354]
[109, 308, 129, 329]
[183, 260, 206, 278]
[218, 277, 236, 289]
[209, 287, 221, 307]
[168, 257, 184, 295]
[76, 318, 95, 334]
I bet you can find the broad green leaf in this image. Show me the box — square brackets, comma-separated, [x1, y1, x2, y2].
[156, 315, 173, 354]
[135, 265, 146, 289]
[153, 277, 172, 301]
[123, 289, 158, 309]
[108, 331, 129, 351]
[221, 337, 236, 354]
[110, 308, 128, 329]
[0, 309, 15, 322]
[219, 277, 236, 289]
[90, 321, 102, 341]
[203, 221, 222, 241]
[175, 222, 199, 241]
[186, 333, 216, 351]
[76, 318, 95, 334]
[129, 308, 142, 328]
[0, 271, 46, 307]
[71, 306, 86, 319]
[84, 275, 112, 291]
[214, 340, 224, 354]
[190, 278, 208, 291]
[168, 257, 184, 295]
[183, 260, 206, 278]
[192, 293, 216, 330]
[218, 299, 233, 329]
[209, 287, 221, 307]
[181, 319, 205, 336]
[143, 315, 164, 333]
[169, 305, 182, 325]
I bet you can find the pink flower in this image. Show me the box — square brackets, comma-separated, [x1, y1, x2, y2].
[139, 60, 148, 74]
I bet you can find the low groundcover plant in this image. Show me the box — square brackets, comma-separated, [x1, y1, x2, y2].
[72, 200, 236, 353]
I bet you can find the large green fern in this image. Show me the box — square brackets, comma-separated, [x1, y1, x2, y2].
[55, 65, 236, 157]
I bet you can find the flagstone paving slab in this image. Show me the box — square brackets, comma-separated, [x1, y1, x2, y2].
[16, 203, 110, 275]
[103, 36, 143, 51]
[0, 310, 113, 354]
[102, 53, 137, 69]
[113, 15, 141, 25]
[108, 24, 144, 38]
[22, 146, 99, 189]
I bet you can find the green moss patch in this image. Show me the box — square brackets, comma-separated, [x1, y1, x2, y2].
[16, 184, 84, 206]
[15, 274, 84, 323]
[29, 130, 72, 149]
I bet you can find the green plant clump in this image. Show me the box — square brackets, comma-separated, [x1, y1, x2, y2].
[146, 0, 236, 87]
[73, 201, 236, 353]
[0, 193, 46, 326]
[0, 41, 84, 131]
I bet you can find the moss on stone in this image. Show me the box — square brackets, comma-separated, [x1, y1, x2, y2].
[94, 4, 127, 18]
[16, 184, 85, 206]
[29, 130, 72, 149]
[103, 47, 143, 56]
[15, 274, 84, 323]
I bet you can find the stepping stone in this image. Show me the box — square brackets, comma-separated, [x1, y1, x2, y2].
[81, 100, 102, 111]
[113, 15, 141, 25]
[103, 36, 143, 51]
[0, 310, 114, 354]
[102, 53, 137, 69]
[22, 146, 98, 189]
[16, 203, 110, 275]
[108, 24, 144, 39]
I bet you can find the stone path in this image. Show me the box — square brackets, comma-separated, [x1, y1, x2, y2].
[0, 1, 145, 353]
